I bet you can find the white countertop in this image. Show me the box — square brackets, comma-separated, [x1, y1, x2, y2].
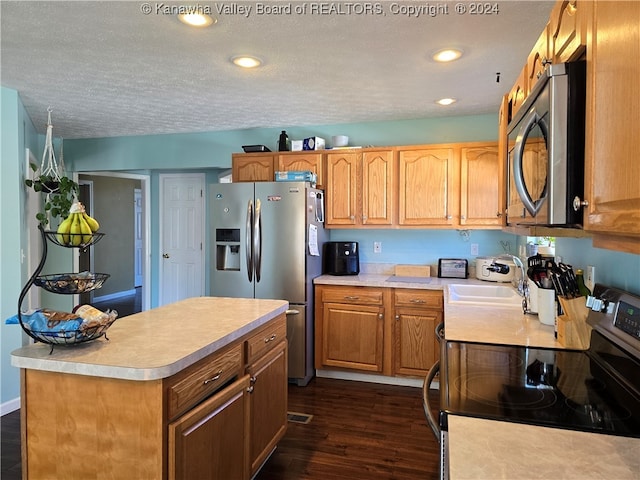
[11, 297, 288, 381]
[314, 273, 573, 349]
[448, 415, 640, 479]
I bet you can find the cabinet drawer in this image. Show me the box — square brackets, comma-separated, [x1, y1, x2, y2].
[168, 343, 243, 420]
[394, 289, 443, 309]
[246, 315, 287, 365]
[321, 287, 384, 305]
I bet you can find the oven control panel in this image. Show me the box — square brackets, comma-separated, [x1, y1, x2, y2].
[615, 300, 640, 340]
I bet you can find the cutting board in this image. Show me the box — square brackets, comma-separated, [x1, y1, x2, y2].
[394, 265, 431, 277]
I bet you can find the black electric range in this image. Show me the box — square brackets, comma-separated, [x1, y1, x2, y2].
[438, 284, 640, 438]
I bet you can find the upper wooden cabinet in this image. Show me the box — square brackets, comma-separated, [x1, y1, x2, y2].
[398, 147, 457, 227]
[527, 25, 551, 89]
[325, 149, 394, 227]
[507, 66, 528, 124]
[232, 153, 275, 182]
[583, 0, 640, 252]
[277, 152, 325, 188]
[550, 0, 586, 62]
[460, 143, 502, 228]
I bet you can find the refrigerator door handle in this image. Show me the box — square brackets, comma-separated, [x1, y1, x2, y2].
[254, 198, 262, 282]
[246, 199, 253, 283]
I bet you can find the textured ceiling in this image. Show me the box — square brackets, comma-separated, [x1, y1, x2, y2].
[1, 1, 554, 139]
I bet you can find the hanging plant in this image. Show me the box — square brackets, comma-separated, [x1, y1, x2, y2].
[24, 108, 79, 226]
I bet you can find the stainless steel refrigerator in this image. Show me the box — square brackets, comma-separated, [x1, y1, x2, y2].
[210, 181, 326, 386]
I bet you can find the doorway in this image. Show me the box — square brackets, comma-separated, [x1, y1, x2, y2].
[78, 172, 150, 312]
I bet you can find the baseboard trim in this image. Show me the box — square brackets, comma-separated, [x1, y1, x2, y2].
[92, 289, 136, 303]
[1, 397, 20, 416]
[316, 369, 429, 388]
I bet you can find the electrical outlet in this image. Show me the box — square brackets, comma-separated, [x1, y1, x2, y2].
[373, 241, 382, 254]
[471, 243, 479, 256]
[585, 265, 595, 292]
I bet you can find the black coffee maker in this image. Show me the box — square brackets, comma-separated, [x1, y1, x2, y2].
[324, 242, 360, 275]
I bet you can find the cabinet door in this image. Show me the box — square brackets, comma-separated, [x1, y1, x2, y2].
[361, 150, 394, 226]
[550, 0, 585, 62]
[527, 25, 550, 89]
[398, 148, 456, 226]
[320, 302, 384, 372]
[326, 152, 359, 226]
[584, 0, 640, 244]
[169, 375, 250, 480]
[247, 341, 288, 476]
[507, 67, 528, 123]
[232, 154, 275, 182]
[277, 153, 324, 187]
[394, 307, 441, 377]
[460, 144, 501, 227]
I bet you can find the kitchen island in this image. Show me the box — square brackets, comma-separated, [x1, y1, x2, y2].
[11, 296, 289, 480]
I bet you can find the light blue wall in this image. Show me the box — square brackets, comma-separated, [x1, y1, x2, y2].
[66, 114, 498, 171]
[1, 87, 39, 410]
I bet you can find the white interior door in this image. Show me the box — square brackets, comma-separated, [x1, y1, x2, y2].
[159, 174, 205, 306]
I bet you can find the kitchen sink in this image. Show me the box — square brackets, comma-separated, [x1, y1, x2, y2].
[447, 283, 523, 307]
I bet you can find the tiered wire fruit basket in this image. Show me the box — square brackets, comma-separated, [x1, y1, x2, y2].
[17, 224, 116, 353]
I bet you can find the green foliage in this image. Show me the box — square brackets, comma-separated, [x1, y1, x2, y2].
[24, 163, 79, 226]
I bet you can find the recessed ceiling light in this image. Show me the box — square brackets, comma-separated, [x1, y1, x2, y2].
[231, 56, 263, 68]
[436, 98, 457, 106]
[178, 13, 216, 27]
[432, 48, 463, 63]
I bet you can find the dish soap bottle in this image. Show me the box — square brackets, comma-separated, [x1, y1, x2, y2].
[278, 130, 289, 151]
[575, 269, 591, 297]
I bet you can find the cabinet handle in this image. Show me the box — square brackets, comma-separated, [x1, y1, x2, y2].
[378, 313, 383, 319]
[362, 215, 367, 223]
[395, 315, 400, 320]
[250, 375, 257, 385]
[461, 215, 466, 220]
[344, 296, 360, 300]
[410, 299, 426, 304]
[572, 196, 589, 211]
[496, 212, 502, 217]
[264, 333, 277, 343]
[203, 370, 223, 385]
[247, 386, 254, 394]
[446, 215, 452, 220]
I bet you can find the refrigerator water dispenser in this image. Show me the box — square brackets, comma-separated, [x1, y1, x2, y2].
[216, 228, 241, 271]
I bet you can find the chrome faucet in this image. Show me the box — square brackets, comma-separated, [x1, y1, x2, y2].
[493, 254, 530, 314]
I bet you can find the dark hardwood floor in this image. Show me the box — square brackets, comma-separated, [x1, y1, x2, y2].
[1, 377, 439, 480]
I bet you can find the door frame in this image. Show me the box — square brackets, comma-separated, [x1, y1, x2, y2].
[77, 172, 151, 312]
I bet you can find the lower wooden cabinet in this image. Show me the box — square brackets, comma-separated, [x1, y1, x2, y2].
[168, 375, 251, 480]
[248, 340, 288, 475]
[393, 289, 443, 376]
[315, 285, 442, 378]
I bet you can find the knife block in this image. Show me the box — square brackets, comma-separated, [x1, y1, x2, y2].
[556, 297, 592, 350]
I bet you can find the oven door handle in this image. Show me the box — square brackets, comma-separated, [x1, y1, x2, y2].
[423, 360, 441, 442]
[513, 107, 549, 217]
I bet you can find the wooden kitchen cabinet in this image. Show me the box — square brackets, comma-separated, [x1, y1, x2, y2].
[169, 375, 250, 480]
[527, 25, 551, 89]
[315, 285, 387, 373]
[398, 146, 457, 227]
[460, 143, 502, 228]
[550, 0, 587, 63]
[583, 0, 640, 253]
[507, 66, 528, 123]
[247, 339, 287, 475]
[325, 149, 394, 227]
[393, 289, 442, 377]
[232, 153, 276, 182]
[277, 152, 325, 188]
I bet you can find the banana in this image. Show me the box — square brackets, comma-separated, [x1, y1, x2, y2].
[79, 214, 93, 244]
[56, 215, 73, 245]
[82, 212, 100, 232]
[70, 213, 83, 246]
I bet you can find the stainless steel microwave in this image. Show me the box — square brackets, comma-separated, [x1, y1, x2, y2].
[506, 61, 586, 227]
